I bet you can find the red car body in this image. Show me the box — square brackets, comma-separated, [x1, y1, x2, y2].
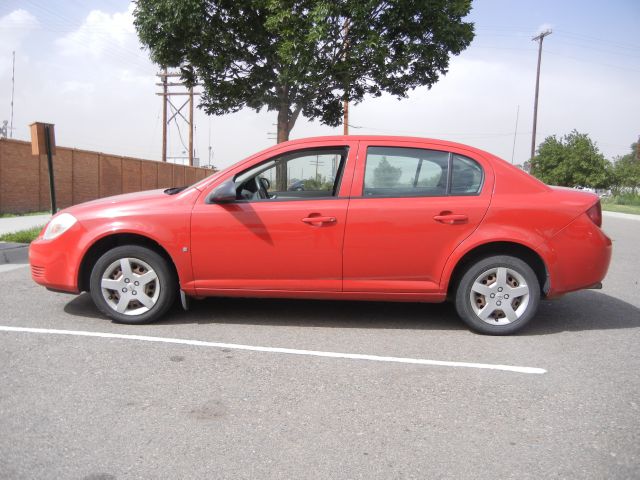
[30, 136, 611, 325]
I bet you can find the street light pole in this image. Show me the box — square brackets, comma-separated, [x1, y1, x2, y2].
[530, 29, 552, 161]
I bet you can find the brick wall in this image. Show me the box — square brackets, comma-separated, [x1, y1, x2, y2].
[0, 139, 214, 214]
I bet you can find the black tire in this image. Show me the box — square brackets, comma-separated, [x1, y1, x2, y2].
[454, 255, 540, 335]
[89, 245, 177, 324]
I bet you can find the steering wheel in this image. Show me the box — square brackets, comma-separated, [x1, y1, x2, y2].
[254, 176, 269, 199]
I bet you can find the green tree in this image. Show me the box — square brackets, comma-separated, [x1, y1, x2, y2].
[372, 157, 401, 187]
[134, 0, 474, 143]
[302, 175, 333, 191]
[612, 142, 640, 193]
[530, 131, 612, 188]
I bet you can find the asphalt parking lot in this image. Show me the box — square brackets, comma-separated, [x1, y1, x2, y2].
[1, 214, 638, 479]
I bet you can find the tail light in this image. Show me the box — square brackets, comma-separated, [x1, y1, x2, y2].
[586, 201, 602, 227]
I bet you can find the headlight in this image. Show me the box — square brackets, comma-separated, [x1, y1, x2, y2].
[42, 213, 77, 240]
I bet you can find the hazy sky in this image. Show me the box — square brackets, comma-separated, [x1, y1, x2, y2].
[1, 0, 638, 171]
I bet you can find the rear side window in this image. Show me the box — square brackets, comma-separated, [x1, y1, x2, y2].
[363, 147, 483, 197]
[451, 154, 483, 195]
[363, 147, 449, 197]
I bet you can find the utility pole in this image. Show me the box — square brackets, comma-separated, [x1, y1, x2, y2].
[188, 85, 194, 166]
[511, 105, 520, 164]
[207, 118, 214, 168]
[156, 71, 200, 166]
[10, 51, 15, 138]
[530, 29, 552, 160]
[161, 68, 167, 162]
[310, 156, 324, 182]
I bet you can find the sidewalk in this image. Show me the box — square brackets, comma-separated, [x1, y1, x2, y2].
[0, 214, 50, 272]
[602, 210, 640, 222]
[0, 214, 51, 235]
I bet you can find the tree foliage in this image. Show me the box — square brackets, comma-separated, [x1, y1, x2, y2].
[372, 157, 401, 187]
[134, 0, 474, 142]
[530, 131, 612, 188]
[611, 142, 640, 192]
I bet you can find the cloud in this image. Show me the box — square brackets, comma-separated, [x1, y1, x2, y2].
[55, 3, 150, 74]
[56, 4, 133, 56]
[0, 9, 39, 43]
[0, 9, 40, 74]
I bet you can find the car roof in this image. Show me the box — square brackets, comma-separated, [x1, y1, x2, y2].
[286, 134, 476, 147]
[279, 135, 495, 158]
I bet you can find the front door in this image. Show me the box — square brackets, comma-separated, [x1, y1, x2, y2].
[191, 146, 355, 293]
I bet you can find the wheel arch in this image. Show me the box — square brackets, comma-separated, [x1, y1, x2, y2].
[445, 241, 549, 300]
[78, 233, 179, 292]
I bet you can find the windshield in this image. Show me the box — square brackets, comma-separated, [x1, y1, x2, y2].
[187, 168, 225, 190]
[188, 146, 275, 190]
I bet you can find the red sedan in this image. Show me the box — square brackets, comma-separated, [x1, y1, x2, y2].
[29, 136, 612, 334]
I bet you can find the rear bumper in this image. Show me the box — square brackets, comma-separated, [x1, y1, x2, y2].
[29, 224, 85, 294]
[545, 213, 612, 297]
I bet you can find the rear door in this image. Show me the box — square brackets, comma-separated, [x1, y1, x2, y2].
[343, 140, 493, 293]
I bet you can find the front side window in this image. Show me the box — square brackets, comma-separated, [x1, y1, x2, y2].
[363, 147, 449, 197]
[234, 148, 347, 201]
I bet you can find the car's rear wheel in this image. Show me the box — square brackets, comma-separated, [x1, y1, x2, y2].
[89, 245, 177, 324]
[455, 255, 540, 335]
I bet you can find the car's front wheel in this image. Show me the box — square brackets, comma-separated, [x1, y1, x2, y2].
[89, 245, 177, 324]
[455, 255, 540, 335]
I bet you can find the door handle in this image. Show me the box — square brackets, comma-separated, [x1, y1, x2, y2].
[302, 216, 336, 226]
[433, 213, 468, 225]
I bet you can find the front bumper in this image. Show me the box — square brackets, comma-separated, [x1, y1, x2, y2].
[29, 223, 86, 294]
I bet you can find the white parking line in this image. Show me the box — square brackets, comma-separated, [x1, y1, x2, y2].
[0, 325, 547, 374]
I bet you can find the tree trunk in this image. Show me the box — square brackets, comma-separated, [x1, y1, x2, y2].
[277, 97, 290, 144]
[275, 91, 290, 190]
[274, 86, 303, 190]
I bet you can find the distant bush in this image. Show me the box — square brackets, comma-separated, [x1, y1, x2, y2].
[604, 192, 640, 207]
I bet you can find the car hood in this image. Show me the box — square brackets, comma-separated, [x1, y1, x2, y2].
[59, 188, 188, 220]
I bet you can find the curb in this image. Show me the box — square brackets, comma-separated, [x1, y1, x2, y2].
[0, 242, 29, 265]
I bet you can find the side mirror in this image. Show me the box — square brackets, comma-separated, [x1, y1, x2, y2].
[207, 179, 237, 203]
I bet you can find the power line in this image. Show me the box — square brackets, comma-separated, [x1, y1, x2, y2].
[544, 50, 640, 73]
[554, 29, 640, 51]
[474, 25, 640, 51]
